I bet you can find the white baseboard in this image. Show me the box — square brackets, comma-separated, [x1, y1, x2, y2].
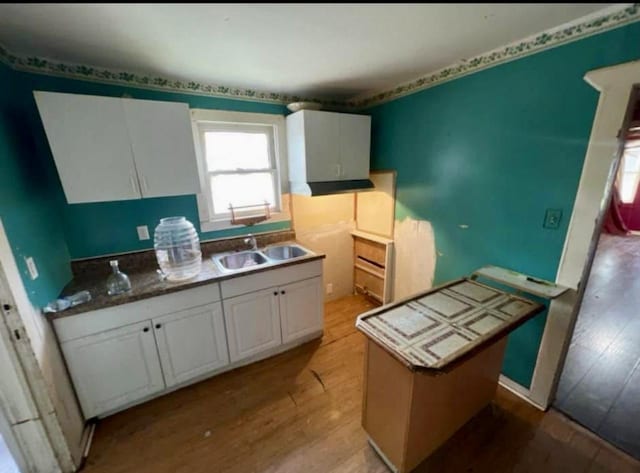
[499, 375, 545, 411]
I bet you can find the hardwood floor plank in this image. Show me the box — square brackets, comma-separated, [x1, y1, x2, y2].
[82, 295, 640, 473]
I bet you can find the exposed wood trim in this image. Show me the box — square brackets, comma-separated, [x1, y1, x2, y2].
[530, 61, 640, 410]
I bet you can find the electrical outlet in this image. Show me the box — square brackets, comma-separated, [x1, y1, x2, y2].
[25, 257, 38, 280]
[326, 283, 333, 295]
[137, 225, 150, 240]
[543, 209, 562, 229]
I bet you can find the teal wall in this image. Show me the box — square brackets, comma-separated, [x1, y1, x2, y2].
[0, 63, 72, 306]
[367, 22, 640, 387]
[13, 70, 291, 259]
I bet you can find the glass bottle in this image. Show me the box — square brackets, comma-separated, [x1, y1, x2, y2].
[106, 260, 132, 296]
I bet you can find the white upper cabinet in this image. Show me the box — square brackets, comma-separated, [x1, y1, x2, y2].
[33, 91, 140, 203]
[338, 114, 371, 180]
[286, 110, 371, 183]
[122, 98, 200, 198]
[33, 91, 201, 204]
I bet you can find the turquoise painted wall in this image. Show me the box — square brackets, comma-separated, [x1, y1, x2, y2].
[367, 22, 640, 387]
[0, 63, 73, 306]
[13, 70, 291, 259]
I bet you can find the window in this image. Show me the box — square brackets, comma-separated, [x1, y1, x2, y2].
[192, 110, 288, 231]
[618, 141, 640, 204]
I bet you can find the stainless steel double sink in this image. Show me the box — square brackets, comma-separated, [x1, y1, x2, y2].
[212, 244, 309, 273]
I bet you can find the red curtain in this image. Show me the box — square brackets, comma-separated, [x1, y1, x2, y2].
[603, 183, 630, 235]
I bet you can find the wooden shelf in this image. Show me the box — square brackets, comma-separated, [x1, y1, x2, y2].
[352, 231, 394, 305]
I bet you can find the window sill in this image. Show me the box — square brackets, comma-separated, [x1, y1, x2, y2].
[200, 212, 291, 233]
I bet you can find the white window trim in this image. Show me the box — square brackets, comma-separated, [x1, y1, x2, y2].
[191, 109, 290, 232]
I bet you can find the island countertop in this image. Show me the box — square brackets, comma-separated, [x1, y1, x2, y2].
[356, 277, 544, 372]
[50, 236, 324, 319]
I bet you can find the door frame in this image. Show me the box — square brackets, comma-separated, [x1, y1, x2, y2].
[525, 60, 640, 409]
[0, 218, 76, 472]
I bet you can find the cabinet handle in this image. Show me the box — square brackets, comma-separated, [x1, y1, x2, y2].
[281, 290, 285, 295]
[273, 291, 278, 296]
[143, 327, 149, 333]
[155, 323, 162, 329]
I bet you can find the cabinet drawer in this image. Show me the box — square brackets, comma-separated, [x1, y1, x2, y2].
[220, 260, 322, 299]
[355, 268, 384, 302]
[354, 238, 386, 267]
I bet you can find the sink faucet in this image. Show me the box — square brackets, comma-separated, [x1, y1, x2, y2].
[244, 234, 258, 251]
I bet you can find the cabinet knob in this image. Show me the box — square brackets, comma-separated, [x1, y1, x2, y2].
[273, 291, 278, 296]
[143, 327, 149, 333]
[155, 324, 162, 329]
[281, 290, 285, 295]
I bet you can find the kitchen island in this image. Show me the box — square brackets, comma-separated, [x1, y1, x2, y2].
[356, 278, 544, 473]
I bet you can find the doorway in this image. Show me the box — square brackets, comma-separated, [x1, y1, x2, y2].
[554, 100, 640, 459]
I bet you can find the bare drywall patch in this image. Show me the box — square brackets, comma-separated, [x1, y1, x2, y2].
[291, 194, 355, 301]
[393, 218, 437, 301]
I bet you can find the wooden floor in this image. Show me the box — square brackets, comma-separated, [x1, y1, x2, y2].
[83, 295, 640, 473]
[556, 233, 640, 459]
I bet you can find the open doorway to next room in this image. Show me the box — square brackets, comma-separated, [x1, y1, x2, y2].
[554, 101, 640, 460]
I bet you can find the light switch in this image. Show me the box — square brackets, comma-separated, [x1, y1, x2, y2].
[25, 257, 38, 280]
[543, 209, 562, 229]
[137, 225, 150, 240]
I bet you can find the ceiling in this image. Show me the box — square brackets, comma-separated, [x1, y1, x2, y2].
[0, 3, 624, 101]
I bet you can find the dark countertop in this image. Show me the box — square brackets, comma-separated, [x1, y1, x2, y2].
[50, 238, 324, 320]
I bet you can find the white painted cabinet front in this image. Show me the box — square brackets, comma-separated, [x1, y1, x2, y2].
[33, 91, 140, 203]
[33, 91, 200, 203]
[61, 321, 164, 419]
[122, 98, 201, 198]
[223, 288, 282, 363]
[286, 110, 371, 183]
[153, 302, 229, 388]
[279, 277, 323, 343]
[338, 114, 371, 180]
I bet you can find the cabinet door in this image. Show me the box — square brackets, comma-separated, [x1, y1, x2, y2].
[61, 321, 164, 418]
[153, 302, 229, 388]
[122, 98, 201, 198]
[302, 110, 341, 182]
[223, 288, 281, 363]
[339, 114, 371, 180]
[279, 277, 324, 343]
[33, 91, 141, 203]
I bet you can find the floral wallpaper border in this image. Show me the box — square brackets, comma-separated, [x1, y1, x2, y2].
[1, 4, 639, 109]
[0, 45, 334, 107]
[348, 4, 640, 108]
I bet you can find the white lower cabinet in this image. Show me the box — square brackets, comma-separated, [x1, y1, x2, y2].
[61, 321, 164, 419]
[223, 288, 282, 363]
[153, 302, 229, 388]
[223, 277, 324, 362]
[57, 260, 325, 419]
[279, 277, 323, 343]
